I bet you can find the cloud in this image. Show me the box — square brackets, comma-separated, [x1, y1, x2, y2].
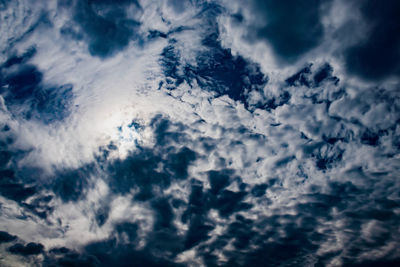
[0, 0, 399, 266]
[219, 0, 400, 83]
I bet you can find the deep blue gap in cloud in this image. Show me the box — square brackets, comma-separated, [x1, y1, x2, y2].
[73, 0, 142, 58]
[192, 31, 267, 106]
[253, 0, 327, 62]
[0, 50, 74, 124]
[0, 231, 17, 243]
[160, 30, 268, 110]
[182, 170, 252, 250]
[0, 140, 54, 220]
[0, 140, 40, 205]
[286, 63, 339, 88]
[158, 2, 269, 109]
[344, 0, 400, 81]
[302, 141, 344, 171]
[3, 47, 36, 68]
[160, 39, 184, 89]
[52, 166, 94, 203]
[8, 242, 44, 256]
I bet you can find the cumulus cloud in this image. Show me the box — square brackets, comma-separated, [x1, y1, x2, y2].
[0, 0, 399, 266]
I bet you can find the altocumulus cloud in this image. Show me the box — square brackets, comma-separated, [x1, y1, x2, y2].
[0, 0, 399, 266]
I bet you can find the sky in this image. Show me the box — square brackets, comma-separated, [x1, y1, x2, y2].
[0, 0, 399, 266]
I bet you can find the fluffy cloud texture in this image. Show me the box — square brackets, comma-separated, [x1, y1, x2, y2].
[0, 0, 399, 266]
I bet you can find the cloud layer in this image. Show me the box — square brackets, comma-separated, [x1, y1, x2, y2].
[0, 0, 399, 266]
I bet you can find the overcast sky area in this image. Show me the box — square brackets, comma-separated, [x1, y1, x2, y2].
[0, 0, 399, 266]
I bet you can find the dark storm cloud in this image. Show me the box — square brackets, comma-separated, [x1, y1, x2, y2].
[72, 0, 142, 58]
[344, 0, 400, 81]
[252, 0, 328, 62]
[0, 51, 73, 124]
